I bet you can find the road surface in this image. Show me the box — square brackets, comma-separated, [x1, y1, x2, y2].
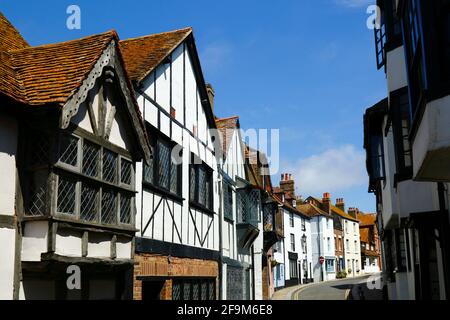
[291, 275, 383, 300]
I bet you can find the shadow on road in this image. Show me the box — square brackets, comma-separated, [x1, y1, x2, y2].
[331, 284, 353, 290]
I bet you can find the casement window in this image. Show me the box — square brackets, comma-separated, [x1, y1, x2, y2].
[236, 188, 261, 225]
[375, 0, 403, 70]
[302, 234, 307, 254]
[375, 5, 387, 69]
[223, 182, 233, 221]
[290, 233, 296, 252]
[301, 219, 306, 231]
[402, 0, 427, 120]
[391, 90, 413, 178]
[25, 130, 135, 227]
[289, 212, 294, 227]
[289, 259, 298, 279]
[370, 134, 386, 181]
[172, 278, 216, 301]
[143, 132, 182, 198]
[189, 153, 213, 211]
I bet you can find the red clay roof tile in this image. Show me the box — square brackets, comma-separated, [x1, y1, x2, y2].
[120, 27, 192, 83]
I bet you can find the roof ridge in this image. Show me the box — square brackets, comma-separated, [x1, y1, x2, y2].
[216, 115, 240, 121]
[8, 30, 116, 53]
[120, 27, 192, 43]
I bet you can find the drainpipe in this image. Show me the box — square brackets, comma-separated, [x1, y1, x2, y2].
[217, 170, 224, 300]
[437, 182, 450, 299]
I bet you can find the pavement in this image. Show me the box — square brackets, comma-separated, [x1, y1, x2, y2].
[272, 273, 383, 300]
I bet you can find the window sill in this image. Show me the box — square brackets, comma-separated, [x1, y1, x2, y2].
[224, 216, 234, 223]
[189, 202, 215, 216]
[143, 181, 184, 203]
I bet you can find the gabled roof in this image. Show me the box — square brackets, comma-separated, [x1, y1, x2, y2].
[360, 228, 370, 243]
[297, 203, 330, 218]
[215, 116, 240, 158]
[306, 196, 359, 222]
[119, 27, 192, 83]
[0, 12, 151, 163]
[9, 31, 116, 105]
[330, 204, 359, 222]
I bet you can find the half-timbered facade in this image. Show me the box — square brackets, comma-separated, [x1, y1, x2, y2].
[120, 28, 221, 300]
[0, 12, 151, 299]
[216, 116, 262, 300]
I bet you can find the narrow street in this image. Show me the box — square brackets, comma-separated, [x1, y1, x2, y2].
[274, 274, 384, 300]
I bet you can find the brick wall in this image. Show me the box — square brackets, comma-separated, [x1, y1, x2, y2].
[133, 253, 219, 300]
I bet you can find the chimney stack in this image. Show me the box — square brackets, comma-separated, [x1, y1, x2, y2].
[322, 192, 331, 214]
[280, 173, 295, 197]
[348, 207, 358, 218]
[336, 198, 345, 212]
[206, 83, 215, 112]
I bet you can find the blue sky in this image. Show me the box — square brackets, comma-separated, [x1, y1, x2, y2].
[1, 0, 385, 212]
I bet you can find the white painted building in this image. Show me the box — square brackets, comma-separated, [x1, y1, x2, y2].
[341, 209, 361, 278]
[303, 198, 336, 283]
[364, 0, 450, 300]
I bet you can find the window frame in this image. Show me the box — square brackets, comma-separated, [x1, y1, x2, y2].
[143, 128, 183, 201]
[189, 153, 214, 214]
[290, 233, 296, 252]
[24, 127, 136, 230]
[54, 132, 135, 227]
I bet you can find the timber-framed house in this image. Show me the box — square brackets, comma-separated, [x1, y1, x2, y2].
[0, 12, 151, 299]
[120, 28, 221, 300]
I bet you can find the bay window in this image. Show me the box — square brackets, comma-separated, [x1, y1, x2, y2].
[25, 129, 135, 227]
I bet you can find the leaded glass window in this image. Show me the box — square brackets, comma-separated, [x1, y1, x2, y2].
[103, 150, 117, 183]
[82, 141, 100, 177]
[157, 140, 170, 189]
[59, 134, 79, 166]
[121, 159, 132, 185]
[189, 154, 213, 211]
[101, 189, 117, 225]
[223, 183, 233, 220]
[27, 130, 134, 226]
[80, 184, 99, 222]
[172, 282, 181, 300]
[28, 170, 48, 216]
[57, 176, 76, 215]
[143, 133, 182, 197]
[120, 194, 132, 224]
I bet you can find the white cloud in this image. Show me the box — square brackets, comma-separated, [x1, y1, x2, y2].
[282, 144, 367, 195]
[334, 0, 373, 8]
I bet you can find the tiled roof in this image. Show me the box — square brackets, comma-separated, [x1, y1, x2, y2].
[0, 12, 29, 52]
[9, 31, 116, 105]
[1, 11, 118, 106]
[120, 27, 192, 82]
[307, 196, 359, 222]
[297, 203, 330, 218]
[215, 116, 239, 157]
[357, 213, 377, 226]
[360, 228, 370, 243]
[330, 204, 359, 222]
[0, 12, 29, 102]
